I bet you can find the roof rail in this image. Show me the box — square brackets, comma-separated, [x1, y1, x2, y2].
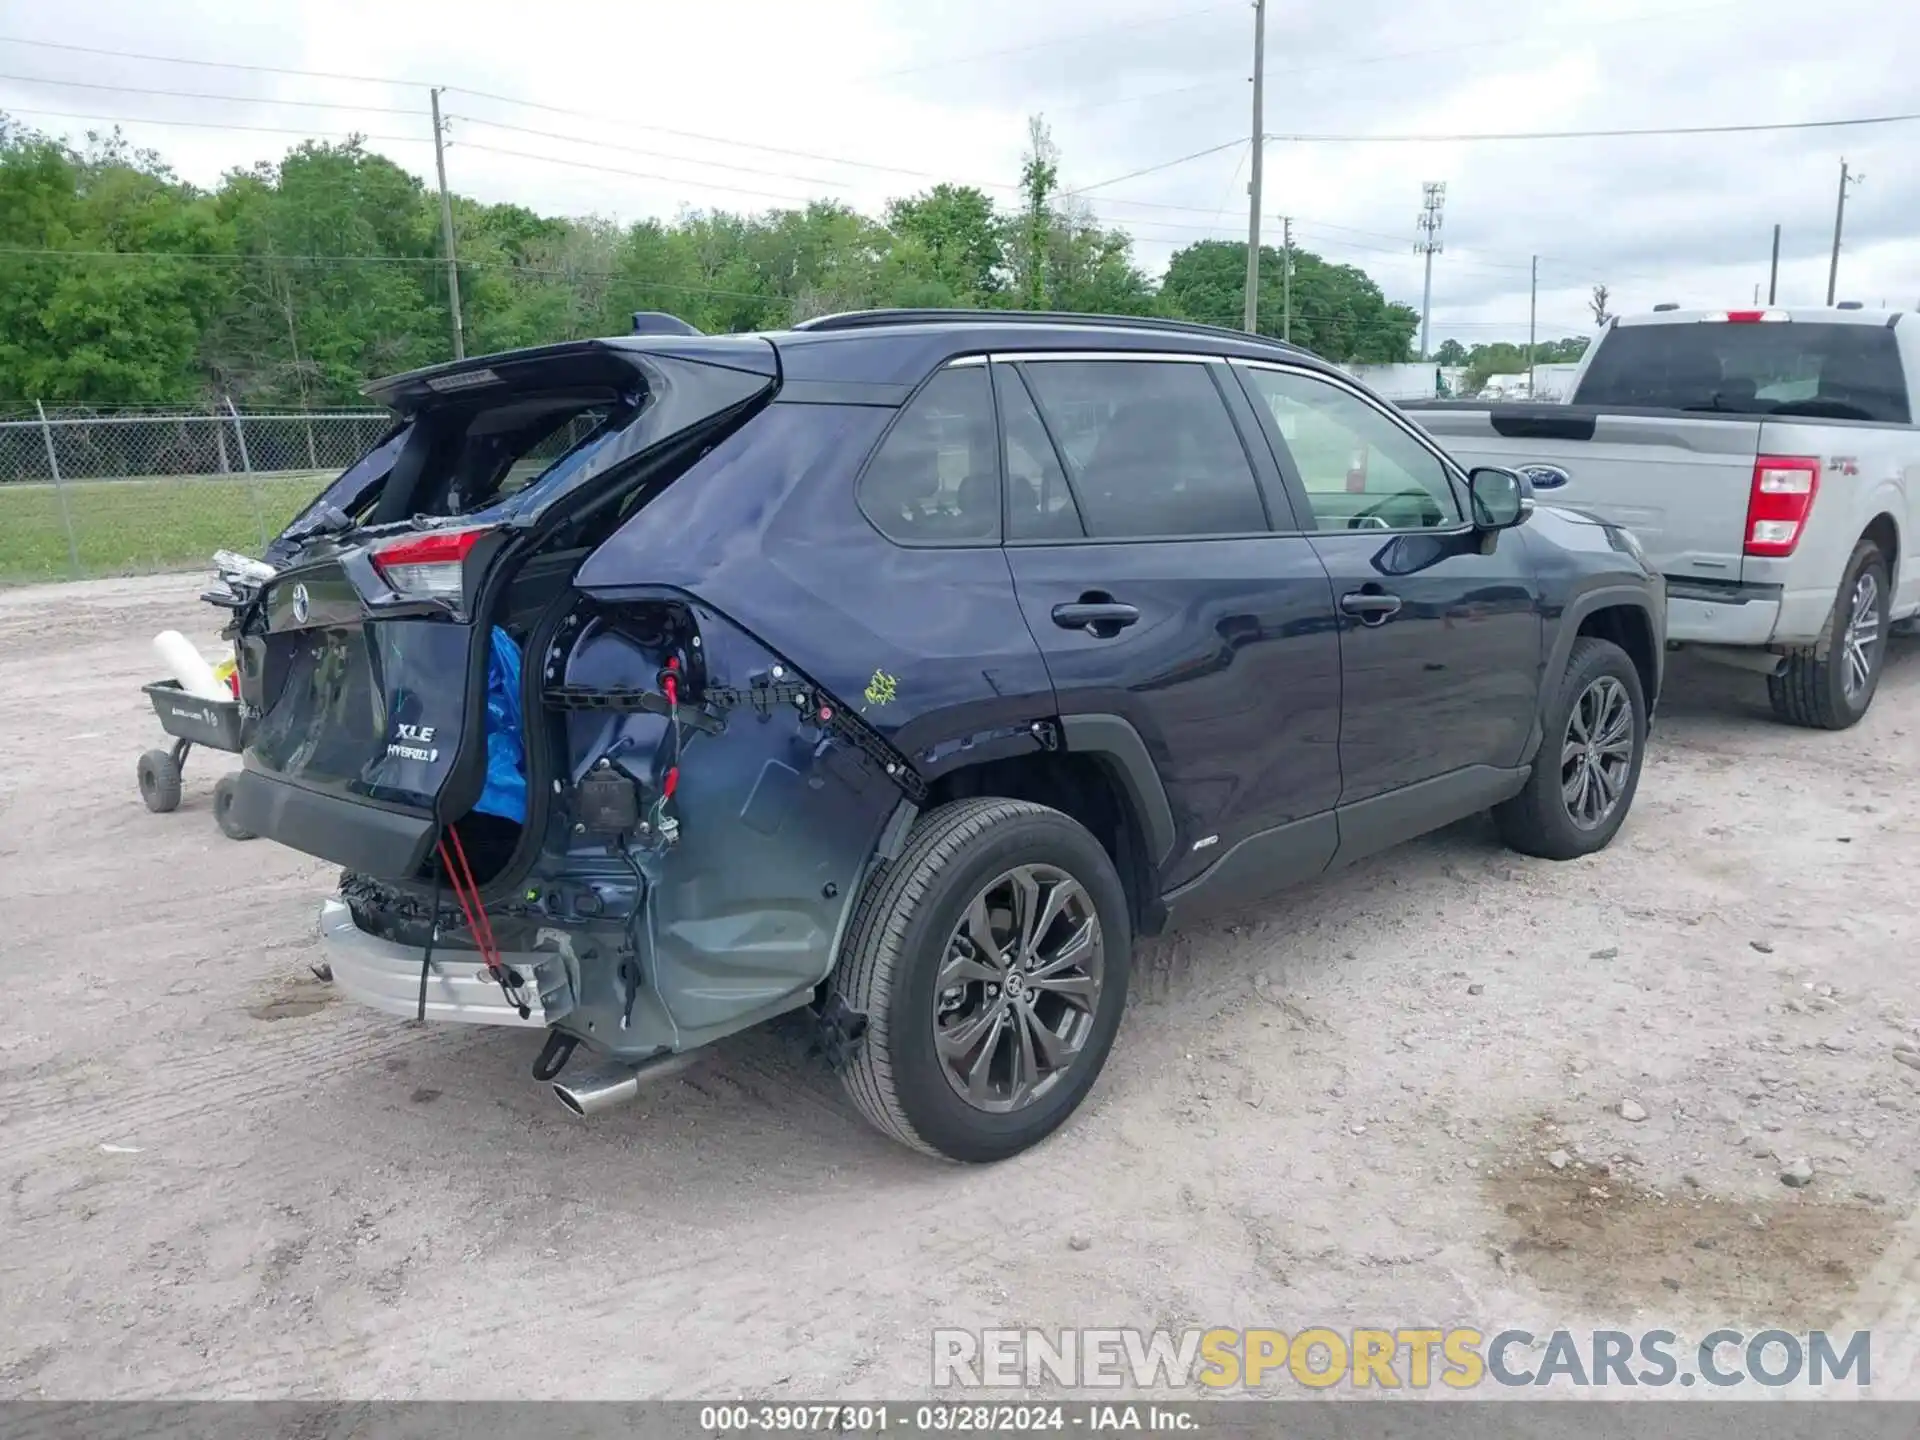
[789, 307, 1311, 355]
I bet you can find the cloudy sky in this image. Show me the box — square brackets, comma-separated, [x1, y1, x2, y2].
[1, 0, 1914, 347]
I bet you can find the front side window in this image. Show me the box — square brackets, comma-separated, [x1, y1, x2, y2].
[1240, 367, 1461, 532]
[856, 365, 1001, 544]
[1017, 360, 1269, 539]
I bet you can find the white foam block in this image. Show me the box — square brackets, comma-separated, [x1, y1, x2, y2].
[153, 630, 228, 702]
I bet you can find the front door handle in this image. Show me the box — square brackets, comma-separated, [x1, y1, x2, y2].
[1339, 591, 1403, 624]
[1052, 601, 1140, 633]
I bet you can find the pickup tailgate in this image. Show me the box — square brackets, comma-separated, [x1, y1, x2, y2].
[1409, 405, 1762, 583]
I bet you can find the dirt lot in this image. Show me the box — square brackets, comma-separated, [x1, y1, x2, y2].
[2, 574, 1916, 1400]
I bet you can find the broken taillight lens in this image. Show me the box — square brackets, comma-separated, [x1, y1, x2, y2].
[1744, 456, 1819, 558]
[370, 526, 492, 601]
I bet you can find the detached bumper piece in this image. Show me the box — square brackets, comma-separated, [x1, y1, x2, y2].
[318, 897, 569, 1028]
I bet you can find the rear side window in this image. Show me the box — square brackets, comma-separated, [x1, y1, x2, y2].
[1019, 360, 1268, 538]
[996, 365, 1084, 541]
[1575, 322, 1911, 423]
[858, 366, 1001, 544]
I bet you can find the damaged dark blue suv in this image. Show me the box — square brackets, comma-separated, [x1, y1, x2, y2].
[225, 309, 1665, 1162]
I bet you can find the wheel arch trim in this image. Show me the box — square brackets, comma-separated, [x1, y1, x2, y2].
[1058, 714, 1177, 868]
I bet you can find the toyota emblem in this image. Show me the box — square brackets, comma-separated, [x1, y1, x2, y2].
[290, 583, 310, 625]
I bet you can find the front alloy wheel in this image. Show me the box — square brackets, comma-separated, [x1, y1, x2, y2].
[1561, 675, 1634, 830]
[934, 865, 1104, 1114]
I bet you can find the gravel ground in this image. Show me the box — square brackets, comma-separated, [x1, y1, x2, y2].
[1, 573, 1915, 1400]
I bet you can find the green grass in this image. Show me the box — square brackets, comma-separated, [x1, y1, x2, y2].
[0, 471, 332, 585]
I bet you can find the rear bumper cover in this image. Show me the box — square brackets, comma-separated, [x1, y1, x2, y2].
[319, 897, 563, 1028]
[230, 769, 435, 878]
[1663, 577, 1782, 646]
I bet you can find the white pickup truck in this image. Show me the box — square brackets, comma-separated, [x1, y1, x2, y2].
[1405, 305, 1920, 728]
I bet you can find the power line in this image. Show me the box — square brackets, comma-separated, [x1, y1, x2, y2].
[444, 87, 933, 179]
[1050, 0, 1749, 115]
[1065, 138, 1247, 196]
[0, 34, 419, 87]
[852, 2, 1242, 80]
[445, 114, 887, 194]
[0, 70, 425, 114]
[454, 141, 836, 206]
[1266, 110, 1920, 143]
[0, 105, 426, 142]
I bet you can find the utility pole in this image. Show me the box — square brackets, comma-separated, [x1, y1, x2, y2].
[1242, 0, 1266, 333]
[1826, 158, 1863, 307]
[1415, 182, 1445, 361]
[1767, 223, 1781, 305]
[431, 87, 466, 360]
[1527, 255, 1538, 399]
[1281, 216, 1293, 342]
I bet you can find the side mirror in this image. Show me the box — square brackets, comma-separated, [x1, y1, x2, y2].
[1468, 466, 1534, 530]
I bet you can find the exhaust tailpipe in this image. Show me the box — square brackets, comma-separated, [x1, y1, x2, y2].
[552, 1052, 700, 1118]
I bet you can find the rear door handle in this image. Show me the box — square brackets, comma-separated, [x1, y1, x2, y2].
[1339, 591, 1403, 622]
[1051, 602, 1140, 632]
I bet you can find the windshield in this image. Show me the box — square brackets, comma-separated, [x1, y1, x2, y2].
[1574, 322, 1910, 423]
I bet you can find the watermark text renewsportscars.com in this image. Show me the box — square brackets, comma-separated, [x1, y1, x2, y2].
[932, 1327, 1872, 1391]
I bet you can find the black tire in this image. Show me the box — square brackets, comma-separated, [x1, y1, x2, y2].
[137, 749, 183, 814]
[1767, 539, 1890, 731]
[833, 798, 1131, 1163]
[1495, 636, 1647, 861]
[213, 773, 257, 840]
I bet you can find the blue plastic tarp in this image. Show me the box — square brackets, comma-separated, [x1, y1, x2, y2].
[473, 626, 527, 823]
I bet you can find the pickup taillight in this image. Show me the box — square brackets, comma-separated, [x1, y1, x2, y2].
[370, 526, 493, 601]
[1744, 456, 1819, 558]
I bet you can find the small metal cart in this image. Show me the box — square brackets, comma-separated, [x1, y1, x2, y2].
[138, 678, 256, 840]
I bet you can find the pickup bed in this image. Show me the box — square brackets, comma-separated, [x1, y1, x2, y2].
[1405, 306, 1920, 728]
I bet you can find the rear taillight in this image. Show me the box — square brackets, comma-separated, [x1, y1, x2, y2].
[1704, 309, 1789, 323]
[1744, 456, 1819, 558]
[370, 526, 492, 601]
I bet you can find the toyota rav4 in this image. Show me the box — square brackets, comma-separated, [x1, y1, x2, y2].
[221, 309, 1665, 1162]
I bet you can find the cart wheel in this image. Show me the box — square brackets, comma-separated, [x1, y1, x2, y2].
[138, 749, 183, 814]
[213, 773, 257, 841]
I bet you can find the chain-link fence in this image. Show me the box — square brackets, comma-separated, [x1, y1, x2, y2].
[0, 406, 392, 585]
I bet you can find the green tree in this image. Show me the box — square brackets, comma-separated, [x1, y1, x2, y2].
[1434, 337, 1468, 365]
[0, 110, 1433, 405]
[0, 122, 231, 404]
[1159, 239, 1417, 362]
[1012, 116, 1059, 310]
[884, 184, 1005, 305]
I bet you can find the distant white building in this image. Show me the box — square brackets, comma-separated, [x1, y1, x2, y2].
[1337, 362, 1440, 401]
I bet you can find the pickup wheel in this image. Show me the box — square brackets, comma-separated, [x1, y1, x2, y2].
[832, 798, 1131, 1163]
[1496, 636, 1647, 861]
[1767, 539, 1889, 731]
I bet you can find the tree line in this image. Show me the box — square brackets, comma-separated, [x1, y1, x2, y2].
[1433, 335, 1592, 392]
[2, 112, 1438, 408]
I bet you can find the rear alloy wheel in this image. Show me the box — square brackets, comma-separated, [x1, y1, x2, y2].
[1496, 636, 1647, 860]
[1768, 539, 1890, 730]
[932, 864, 1106, 1115]
[833, 799, 1131, 1162]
